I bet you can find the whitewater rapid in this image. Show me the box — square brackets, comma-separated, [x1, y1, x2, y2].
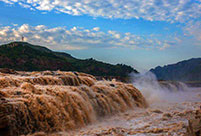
[0, 71, 147, 136]
[27, 72, 201, 136]
[64, 87, 201, 136]
[0, 71, 200, 136]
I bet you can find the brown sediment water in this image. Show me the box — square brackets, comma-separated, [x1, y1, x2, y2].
[25, 72, 201, 136]
[57, 88, 200, 136]
[0, 71, 147, 136]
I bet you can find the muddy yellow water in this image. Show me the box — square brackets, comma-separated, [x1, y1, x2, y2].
[0, 71, 147, 136]
[0, 71, 200, 136]
[50, 87, 199, 136]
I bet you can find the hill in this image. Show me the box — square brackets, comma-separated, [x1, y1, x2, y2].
[0, 41, 137, 77]
[150, 58, 201, 81]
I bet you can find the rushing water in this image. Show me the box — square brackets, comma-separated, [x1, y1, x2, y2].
[0, 71, 200, 136]
[65, 73, 201, 136]
[0, 71, 147, 136]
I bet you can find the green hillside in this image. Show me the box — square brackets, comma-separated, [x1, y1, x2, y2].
[0, 42, 137, 77]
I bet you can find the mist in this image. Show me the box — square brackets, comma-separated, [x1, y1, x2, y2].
[130, 72, 196, 104]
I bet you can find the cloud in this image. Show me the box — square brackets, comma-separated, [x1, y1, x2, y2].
[1, 0, 201, 23]
[0, 0, 14, 4]
[92, 27, 100, 31]
[159, 42, 171, 50]
[184, 21, 201, 44]
[0, 24, 177, 50]
[1, 0, 200, 43]
[18, 2, 31, 8]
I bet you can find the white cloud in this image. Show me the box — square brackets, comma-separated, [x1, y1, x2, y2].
[1, 0, 201, 23]
[18, 24, 30, 33]
[108, 30, 121, 39]
[18, 2, 31, 8]
[159, 42, 171, 50]
[0, 0, 14, 4]
[1, 0, 200, 42]
[0, 26, 10, 36]
[0, 24, 178, 50]
[92, 27, 100, 31]
[184, 21, 201, 43]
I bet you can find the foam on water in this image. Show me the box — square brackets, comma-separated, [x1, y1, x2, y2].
[1, 71, 200, 136]
[130, 72, 197, 104]
[0, 71, 147, 136]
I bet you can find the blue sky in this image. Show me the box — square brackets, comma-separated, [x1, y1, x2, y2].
[0, 0, 201, 72]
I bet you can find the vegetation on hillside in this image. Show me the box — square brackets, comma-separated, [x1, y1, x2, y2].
[0, 42, 137, 77]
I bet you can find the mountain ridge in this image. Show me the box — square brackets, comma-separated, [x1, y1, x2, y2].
[0, 41, 138, 77]
[150, 58, 201, 81]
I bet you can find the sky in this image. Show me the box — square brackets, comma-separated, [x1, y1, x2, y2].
[0, 0, 201, 72]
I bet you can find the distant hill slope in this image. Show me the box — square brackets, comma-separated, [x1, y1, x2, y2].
[150, 58, 201, 81]
[0, 42, 137, 77]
